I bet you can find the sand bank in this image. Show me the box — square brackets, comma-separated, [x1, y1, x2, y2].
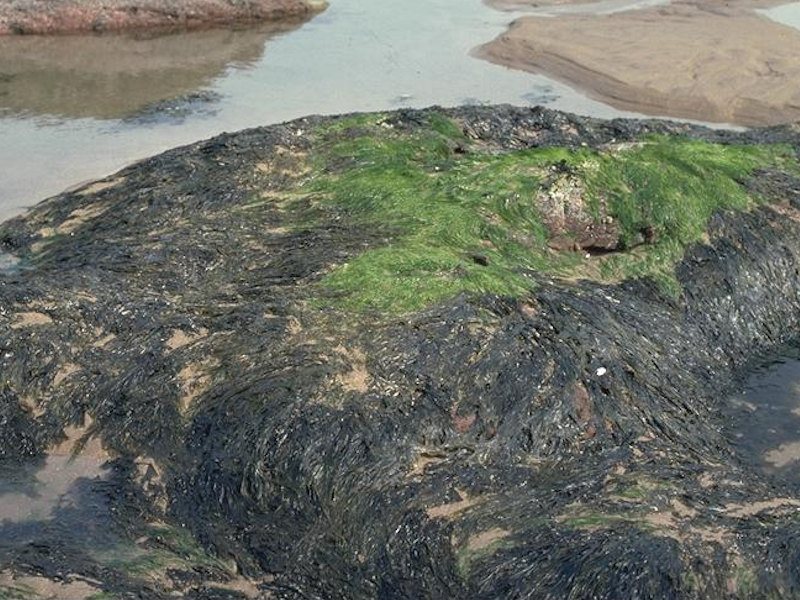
[479, 0, 800, 126]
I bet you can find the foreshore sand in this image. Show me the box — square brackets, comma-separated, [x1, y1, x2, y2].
[478, 0, 800, 126]
[485, 0, 592, 10]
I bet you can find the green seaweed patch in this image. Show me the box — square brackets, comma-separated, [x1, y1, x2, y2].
[428, 112, 468, 141]
[292, 114, 798, 314]
[609, 474, 678, 503]
[96, 523, 228, 578]
[564, 512, 630, 529]
[729, 563, 758, 597]
[614, 485, 650, 501]
[313, 112, 387, 138]
[0, 584, 36, 600]
[304, 116, 586, 313]
[561, 508, 669, 538]
[584, 138, 798, 290]
[455, 527, 516, 580]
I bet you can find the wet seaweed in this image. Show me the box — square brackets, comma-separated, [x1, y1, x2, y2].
[1, 106, 800, 598]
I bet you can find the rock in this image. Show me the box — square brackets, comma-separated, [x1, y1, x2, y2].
[471, 253, 490, 266]
[0, 0, 327, 35]
[1, 105, 800, 598]
[538, 171, 623, 253]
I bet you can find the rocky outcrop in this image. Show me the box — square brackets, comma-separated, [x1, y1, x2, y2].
[0, 0, 326, 35]
[1, 106, 800, 599]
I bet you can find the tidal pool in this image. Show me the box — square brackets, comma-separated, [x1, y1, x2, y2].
[0, 252, 20, 274]
[0, 416, 116, 550]
[0, 454, 120, 563]
[727, 346, 800, 488]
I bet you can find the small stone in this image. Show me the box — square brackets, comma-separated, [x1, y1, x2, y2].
[595, 367, 607, 376]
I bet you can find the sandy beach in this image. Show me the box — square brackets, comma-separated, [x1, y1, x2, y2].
[485, 0, 591, 10]
[479, 0, 800, 126]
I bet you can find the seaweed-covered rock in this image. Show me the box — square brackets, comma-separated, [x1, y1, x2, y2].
[1, 105, 800, 598]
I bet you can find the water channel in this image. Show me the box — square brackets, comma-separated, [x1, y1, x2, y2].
[0, 0, 694, 221]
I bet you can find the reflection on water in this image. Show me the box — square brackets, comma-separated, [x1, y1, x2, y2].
[0, 413, 117, 551]
[0, 455, 107, 523]
[0, 21, 306, 120]
[0, 252, 20, 274]
[727, 347, 800, 487]
[0, 452, 120, 554]
[0, 443, 247, 595]
[0, 0, 658, 222]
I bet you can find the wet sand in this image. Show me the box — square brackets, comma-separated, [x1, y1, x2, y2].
[486, 0, 589, 10]
[487, 0, 780, 9]
[479, 0, 800, 126]
[485, 0, 667, 11]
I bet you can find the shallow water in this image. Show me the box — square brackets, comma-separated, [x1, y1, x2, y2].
[0, 454, 117, 550]
[0, 252, 20, 274]
[0, 455, 107, 522]
[759, 1, 800, 31]
[727, 347, 800, 487]
[0, 0, 680, 222]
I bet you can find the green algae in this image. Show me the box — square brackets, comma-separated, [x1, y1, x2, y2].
[610, 474, 678, 503]
[283, 114, 799, 314]
[96, 524, 228, 578]
[455, 531, 516, 581]
[0, 584, 36, 600]
[730, 563, 758, 597]
[302, 116, 584, 312]
[564, 513, 630, 529]
[585, 137, 800, 291]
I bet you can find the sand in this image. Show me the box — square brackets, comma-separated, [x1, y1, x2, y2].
[478, 0, 800, 126]
[485, 0, 596, 11]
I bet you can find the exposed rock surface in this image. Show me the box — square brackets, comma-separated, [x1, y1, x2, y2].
[0, 0, 325, 35]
